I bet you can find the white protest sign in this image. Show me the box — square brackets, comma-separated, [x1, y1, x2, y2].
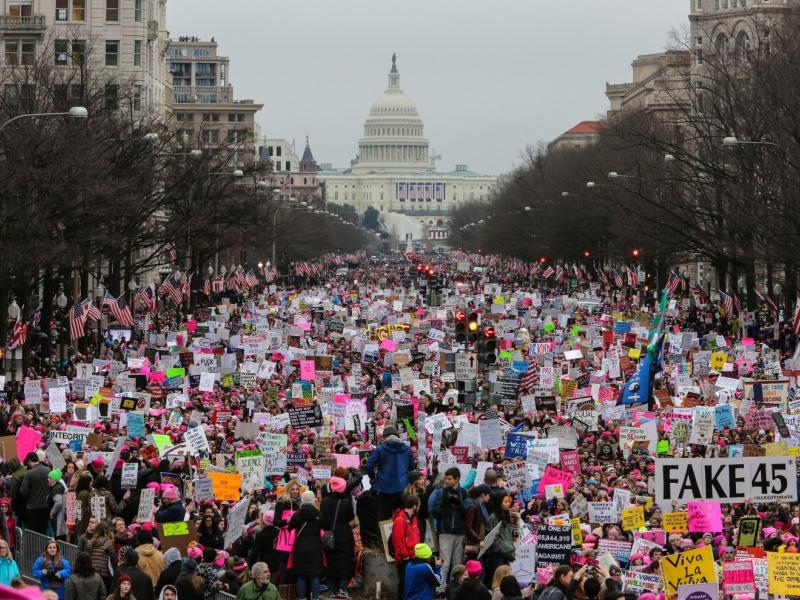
[198, 372, 216, 392]
[184, 425, 211, 456]
[121, 463, 138, 488]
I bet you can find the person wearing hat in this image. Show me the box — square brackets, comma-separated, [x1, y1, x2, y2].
[115, 547, 155, 600]
[175, 558, 204, 600]
[451, 560, 490, 600]
[20, 451, 51, 535]
[156, 548, 183, 597]
[392, 494, 422, 599]
[365, 423, 415, 521]
[47, 469, 67, 541]
[403, 543, 442, 600]
[464, 484, 492, 560]
[154, 485, 184, 523]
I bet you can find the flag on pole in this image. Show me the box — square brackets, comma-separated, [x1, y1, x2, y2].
[754, 289, 779, 316]
[626, 266, 639, 287]
[83, 299, 102, 321]
[541, 266, 555, 279]
[203, 278, 211, 297]
[9, 310, 27, 349]
[102, 293, 134, 327]
[793, 297, 800, 336]
[665, 271, 682, 297]
[614, 271, 623, 288]
[69, 303, 87, 341]
[134, 285, 157, 315]
[159, 275, 183, 305]
[163, 242, 176, 262]
[691, 283, 710, 306]
[719, 290, 734, 316]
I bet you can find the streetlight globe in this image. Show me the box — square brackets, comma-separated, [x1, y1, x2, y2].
[586, 182, 596, 188]
[561, 192, 570, 197]
[232, 169, 244, 178]
[190, 149, 203, 158]
[95, 283, 105, 299]
[7, 300, 20, 321]
[68, 106, 89, 118]
[143, 132, 159, 142]
[257, 262, 264, 269]
[608, 172, 619, 179]
[127, 278, 138, 292]
[722, 136, 739, 147]
[664, 154, 675, 162]
[524, 206, 532, 211]
[56, 292, 68, 309]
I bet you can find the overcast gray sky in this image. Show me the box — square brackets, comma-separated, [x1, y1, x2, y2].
[166, 0, 688, 175]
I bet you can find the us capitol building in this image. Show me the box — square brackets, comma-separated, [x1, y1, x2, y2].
[318, 55, 497, 247]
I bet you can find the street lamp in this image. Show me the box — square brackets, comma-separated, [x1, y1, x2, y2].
[95, 282, 105, 300]
[55, 292, 68, 310]
[0, 106, 88, 132]
[608, 172, 639, 180]
[722, 136, 780, 148]
[7, 300, 20, 321]
[143, 132, 159, 143]
[586, 182, 597, 188]
[664, 154, 675, 162]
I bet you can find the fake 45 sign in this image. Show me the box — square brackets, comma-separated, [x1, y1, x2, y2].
[655, 457, 797, 505]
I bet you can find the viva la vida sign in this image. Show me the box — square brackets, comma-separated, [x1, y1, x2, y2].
[654, 457, 797, 505]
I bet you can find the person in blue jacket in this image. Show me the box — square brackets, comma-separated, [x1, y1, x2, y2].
[365, 424, 415, 521]
[403, 543, 442, 600]
[154, 484, 185, 523]
[33, 538, 72, 600]
[0, 538, 20, 585]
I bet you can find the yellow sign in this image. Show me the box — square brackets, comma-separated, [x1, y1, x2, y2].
[371, 323, 410, 341]
[661, 545, 717, 598]
[621, 505, 645, 531]
[162, 521, 189, 536]
[662, 511, 688, 532]
[765, 441, 790, 456]
[768, 552, 800, 595]
[207, 472, 242, 502]
[628, 347, 641, 359]
[710, 352, 727, 371]
[571, 518, 583, 546]
[560, 379, 578, 399]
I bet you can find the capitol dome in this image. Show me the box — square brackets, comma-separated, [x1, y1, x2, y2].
[351, 55, 433, 175]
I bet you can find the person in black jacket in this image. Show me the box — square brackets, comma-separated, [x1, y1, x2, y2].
[115, 547, 155, 600]
[288, 491, 325, 600]
[155, 547, 182, 596]
[430, 467, 468, 585]
[21, 452, 51, 534]
[248, 511, 281, 574]
[318, 477, 356, 598]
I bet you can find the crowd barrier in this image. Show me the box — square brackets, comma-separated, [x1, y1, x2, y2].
[14, 527, 236, 600]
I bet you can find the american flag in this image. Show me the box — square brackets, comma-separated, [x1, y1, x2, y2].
[159, 275, 183, 305]
[731, 292, 743, 314]
[665, 271, 682, 297]
[245, 270, 259, 288]
[541, 266, 555, 279]
[203, 278, 211, 297]
[596, 268, 609, 285]
[719, 290, 734, 316]
[614, 271, 624, 288]
[164, 242, 177, 262]
[9, 312, 28, 349]
[69, 303, 87, 341]
[212, 276, 224, 293]
[691, 283, 710, 306]
[793, 297, 800, 335]
[102, 292, 134, 327]
[519, 362, 538, 394]
[83, 299, 102, 321]
[262, 265, 278, 283]
[529, 264, 540, 278]
[226, 272, 240, 292]
[134, 285, 157, 315]
[626, 266, 639, 287]
[181, 272, 192, 301]
[754, 289, 779, 316]
[555, 266, 565, 282]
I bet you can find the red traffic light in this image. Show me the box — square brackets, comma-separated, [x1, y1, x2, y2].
[455, 310, 466, 322]
[583, 250, 590, 258]
[416, 264, 423, 271]
[483, 326, 496, 338]
[539, 256, 546, 263]
[632, 249, 640, 258]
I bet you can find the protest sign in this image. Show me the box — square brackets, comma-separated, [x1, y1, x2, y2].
[121, 463, 138, 488]
[663, 511, 688, 532]
[654, 457, 797, 504]
[479, 418, 503, 449]
[208, 472, 242, 502]
[661, 545, 717, 598]
[687, 501, 722, 532]
[621, 505, 645, 531]
[137, 488, 155, 523]
[736, 517, 761, 547]
[588, 502, 619, 524]
[535, 524, 572, 568]
[768, 552, 800, 595]
[510, 544, 536, 584]
[722, 561, 755, 595]
[236, 449, 265, 491]
[184, 425, 211, 456]
[624, 572, 661, 595]
[194, 477, 214, 502]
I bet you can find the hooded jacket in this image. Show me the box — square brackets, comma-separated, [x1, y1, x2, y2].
[49, 480, 67, 538]
[155, 500, 185, 523]
[64, 572, 106, 600]
[136, 543, 165, 586]
[364, 435, 415, 494]
[404, 557, 442, 600]
[156, 548, 182, 596]
[159, 585, 179, 600]
[0, 553, 20, 586]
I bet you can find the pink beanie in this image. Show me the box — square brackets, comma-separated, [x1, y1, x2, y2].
[330, 476, 347, 494]
[161, 485, 179, 501]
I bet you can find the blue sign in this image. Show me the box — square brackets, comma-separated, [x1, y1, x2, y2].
[127, 412, 145, 438]
[614, 321, 632, 335]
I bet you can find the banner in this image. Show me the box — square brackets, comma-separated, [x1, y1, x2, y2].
[661, 546, 717, 598]
[654, 457, 797, 504]
[722, 561, 755, 595]
[768, 552, 800, 595]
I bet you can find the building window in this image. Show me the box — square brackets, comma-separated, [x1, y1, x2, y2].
[201, 129, 219, 144]
[276, 146, 282, 156]
[736, 31, 750, 62]
[104, 84, 118, 110]
[695, 0, 701, 8]
[267, 146, 273, 156]
[134, 0, 142, 21]
[105, 40, 119, 66]
[56, 0, 85, 21]
[134, 40, 142, 66]
[106, 0, 119, 21]
[133, 85, 142, 111]
[9, 1, 33, 17]
[55, 40, 68, 65]
[286, 161, 291, 171]
[275, 161, 281, 170]
[72, 40, 85, 66]
[5, 39, 35, 66]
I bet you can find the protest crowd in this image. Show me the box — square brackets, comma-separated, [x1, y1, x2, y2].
[0, 252, 798, 600]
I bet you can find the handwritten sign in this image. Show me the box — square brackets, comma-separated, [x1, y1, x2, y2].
[661, 545, 717, 598]
[207, 472, 242, 502]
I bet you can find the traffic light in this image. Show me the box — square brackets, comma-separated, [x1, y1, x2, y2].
[477, 326, 497, 367]
[632, 248, 640, 258]
[467, 312, 479, 345]
[454, 310, 467, 344]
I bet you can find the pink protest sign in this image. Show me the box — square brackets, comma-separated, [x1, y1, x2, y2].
[379, 339, 397, 352]
[16, 426, 42, 461]
[634, 529, 666, 546]
[334, 394, 351, 404]
[687, 500, 723, 532]
[300, 360, 316, 381]
[334, 453, 360, 469]
[539, 465, 574, 492]
[187, 320, 197, 333]
[148, 371, 166, 384]
[560, 450, 581, 474]
[722, 561, 755, 595]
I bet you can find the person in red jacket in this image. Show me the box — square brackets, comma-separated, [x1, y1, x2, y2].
[393, 494, 421, 599]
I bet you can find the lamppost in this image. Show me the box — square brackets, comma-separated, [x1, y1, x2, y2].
[0, 105, 88, 132]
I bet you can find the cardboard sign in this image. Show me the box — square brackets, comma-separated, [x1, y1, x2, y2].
[535, 524, 572, 568]
[663, 511, 688, 532]
[737, 516, 761, 547]
[157, 522, 197, 555]
[137, 488, 155, 523]
[768, 552, 800, 595]
[121, 463, 138, 489]
[207, 471, 242, 501]
[687, 500, 722, 532]
[621, 505, 645, 531]
[661, 545, 717, 598]
[722, 561, 755, 595]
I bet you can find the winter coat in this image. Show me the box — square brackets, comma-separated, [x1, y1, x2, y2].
[21, 463, 51, 510]
[135, 543, 164, 587]
[197, 562, 222, 600]
[65, 573, 107, 600]
[319, 493, 356, 580]
[273, 498, 300, 528]
[116, 564, 155, 600]
[77, 490, 125, 535]
[288, 504, 325, 577]
[155, 560, 181, 597]
[85, 535, 116, 578]
[32, 555, 72, 600]
[49, 481, 67, 538]
[154, 500, 185, 523]
[430, 485, 468, 535]
[464, 498, 489, 545]
[485, 514, 516, 561]
[0, 553, 20, 586]
[453, 578, 492, 600]
[248, 525, 281, 572]
[235, 581, 280, 600]
[364, 436, 415, 494]
[404, 558, 442, 600]
[391, 508, 420, 562]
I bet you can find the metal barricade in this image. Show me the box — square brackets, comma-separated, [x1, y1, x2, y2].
[213, 591, 237, 600]
[15, 527, 79, 581]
